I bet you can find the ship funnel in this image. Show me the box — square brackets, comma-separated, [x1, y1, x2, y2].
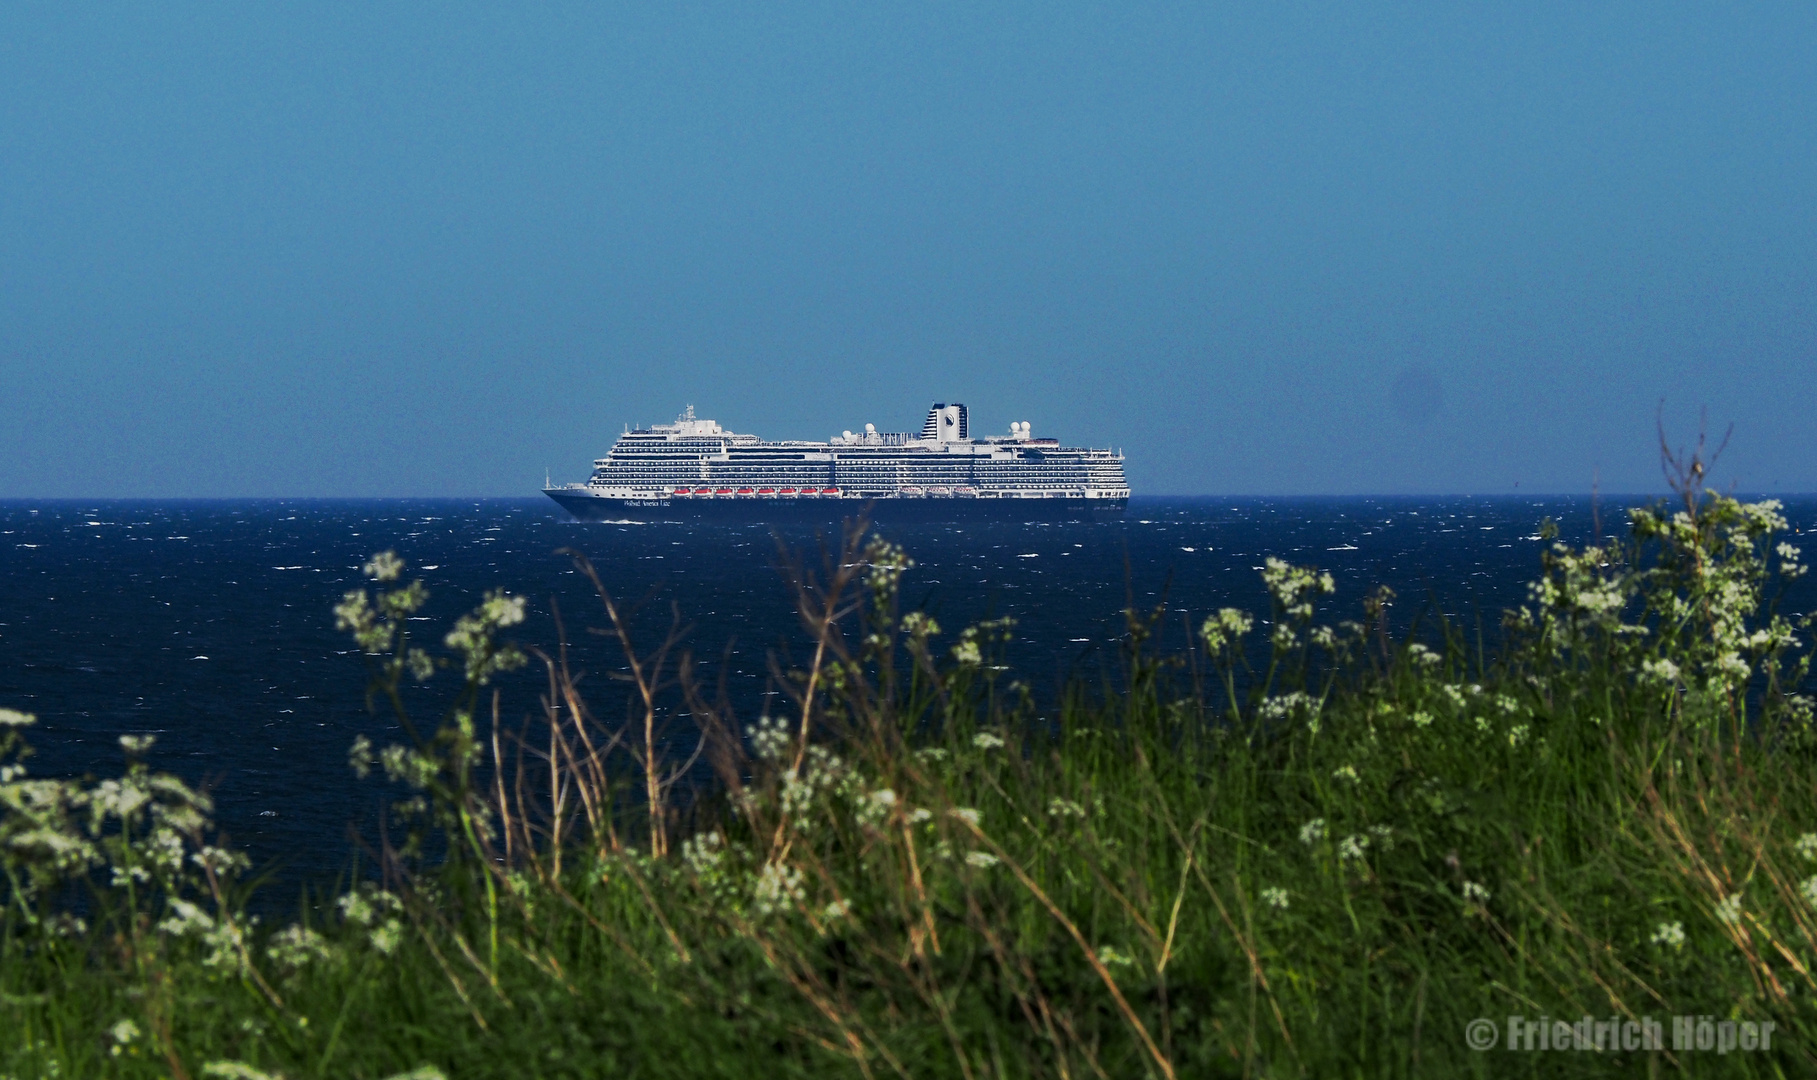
[921, 402, 968, 442]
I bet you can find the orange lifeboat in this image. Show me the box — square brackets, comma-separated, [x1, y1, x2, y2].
[757, 487, 777, 496]
[823, 486, 841, 496]
[779, 487, 797, 496]
[736, 487, 755, 497]
[714, 487, 732, 496]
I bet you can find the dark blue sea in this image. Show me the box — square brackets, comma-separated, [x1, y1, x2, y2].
[3, 496, 1813, 884]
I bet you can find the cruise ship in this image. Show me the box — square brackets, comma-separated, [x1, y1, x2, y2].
[543, 403, 1129, 521]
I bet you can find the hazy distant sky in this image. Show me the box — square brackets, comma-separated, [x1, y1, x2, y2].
[2, 3, 1812, 497]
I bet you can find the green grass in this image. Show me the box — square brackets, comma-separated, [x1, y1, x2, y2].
[3, 478, 1816, 1078]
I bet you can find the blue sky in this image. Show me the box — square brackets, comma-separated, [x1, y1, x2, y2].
[2, 2, 1812, 496]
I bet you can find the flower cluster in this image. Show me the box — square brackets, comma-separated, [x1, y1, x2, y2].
[1263, 558, 1336, 622]
[443, 589, 528, 685]
[1651, 921, 1686, 950]
[1200, 608, 1254, 653]
[950, 618, 1016, 669]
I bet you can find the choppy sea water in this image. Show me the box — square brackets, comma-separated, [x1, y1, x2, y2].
[3, 496, 1812, 883]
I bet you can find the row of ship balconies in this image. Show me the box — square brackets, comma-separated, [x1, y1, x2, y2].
[587, 483, 1128, 499]
[595, 460, 1119, 476]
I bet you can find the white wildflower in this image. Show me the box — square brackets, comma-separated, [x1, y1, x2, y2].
[1332, 764, 1360, 784]
[1047, 797, 1087, 819]
[1298, 818, 1327, 845]
[1095, 944, 1136, 969]
[45, 913, 88, 938]
[1795, 833, 1817, 862]
[1338, 834, 1370, 860]
[1262, 558, 1335, 621]
[369, 919, 403, 955]
[822, 899, 851, 920]
[1260, 691, 1319, 722]
[900, 611, 941, 637]
[1507, 724, 1530, 748]
[1261, 886, 1289, 910]
[1201, 607, 1254, 651]
[682, 835, 728, 891]
[1406, 643, 1442, 668]
[1461, 881, 1491, 904]
[972, 732, 1004, 751]
[110, 1019, 140, 1046]
[1715, 892, 1744, 925]
[1651, 921, 1686, 950]
[1410, 710, 1434, 729]
[752, 861, 805, 917]
[145, 827, 186, 874]
[347, 734, 375, 779]
[157, 899, 215, 938]
[266, 924, 333, 970]
[858, 788, 897, 828]
[337, 891, 375, 927]
[965, 851, 1000, 869]
[950, 807, 981, 827]
[91, 778, 151, 821]
[191, 845, 250, 876]
[362, 551, 405, 582]
[200, 918, 252, 971]
[747, 715, 792, 764]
